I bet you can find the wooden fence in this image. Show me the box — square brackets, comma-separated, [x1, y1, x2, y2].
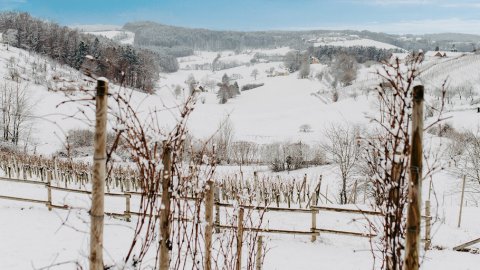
[0, 152, 330, 208]
[0, 174, 436, 269]
[0, 175, 432, 245]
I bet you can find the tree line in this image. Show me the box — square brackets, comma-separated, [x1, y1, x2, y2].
[309, 45, 395, 64]
[124, 21, 307, 52]
[0, 12, 166, 92]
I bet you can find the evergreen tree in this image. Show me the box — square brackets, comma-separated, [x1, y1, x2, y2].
[217, 83, 229, 104]
[231, 82, 240, 96]
[221, 73, 230, 84]
[74, 40, 88, 69]
[298, 55, 310, 79]
[186, 74, 196, 95]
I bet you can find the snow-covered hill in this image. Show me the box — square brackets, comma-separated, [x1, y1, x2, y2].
[1, 35, 480, 270]
[2, 40, 480, 155]
[86, 30, 135, 45]
[312, 37, 404, 51]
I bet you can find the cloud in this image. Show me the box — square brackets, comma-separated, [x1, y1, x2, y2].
[348, 0, 434, 5]
[350, 0, 480, 7]
[0, 0, 26, 4]
[0, 0, 27, 10]
[313, 18, 480, 35]
[441, 2, 480, 8]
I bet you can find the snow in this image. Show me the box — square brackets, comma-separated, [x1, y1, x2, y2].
[86, 30, 135, 45]
[1, 166, 480, 269]
[70, 24, 122, 32]
[0, 36, 480, 269]
[314, 38, 404, 50]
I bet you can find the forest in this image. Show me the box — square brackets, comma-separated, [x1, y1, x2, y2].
[0, 12, 165, 92]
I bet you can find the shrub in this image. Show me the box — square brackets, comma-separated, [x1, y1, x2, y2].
[241, 83, 264, 91]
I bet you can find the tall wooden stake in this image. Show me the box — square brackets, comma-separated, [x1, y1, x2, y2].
[458, 175, 466, 228]
[159, 144, 172, 270]
[47, 170, 52, 211]
[316, 176, 322, 204]
[311, 204, 317, 242]
[124, 193, 131, 222]
[236, 207, 245, 270]
[404, 85, 424, 270]
[256, 235, 263, 270]
[89, 78, 108, 270]
[214, 185, 221, 233]
[352, 180, 358, 204]
[204, 180, 214, 270]
[425, 200, 431, 251]
[363, 178, 368, 204]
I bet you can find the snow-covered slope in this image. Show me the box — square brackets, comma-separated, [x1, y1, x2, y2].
[313, 37, 404, 50]
[86, 30, 135, 45]
[1, 38, 480, 270]
[3, 42, 480, 154]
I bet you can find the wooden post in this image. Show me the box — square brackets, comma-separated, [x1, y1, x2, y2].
[254, 171, 260, 203]
[89, 78, 108, 270]
[47, 170, 52, 211]
[214, 185, 221, 233]
[159, 144, 172, 270]
[236, 207, 244, 270]
[302, 174, 307, 203]
[316, 176, 322, 204]
[458, 175, 466, 228]
[325, 185, 329, 205]
[428, 179, 433, 201]
[352, 180, 358, 204]
[256, 235, 263, 270]
[53, 156, 58, 183]
[124, 193, 131, 222]
[404, 85, 424, 270]
[363, 179, 368, 204]
[311, 203, 317, 242]
[204, 180, 214, 270]
[425, 200, 431, 251]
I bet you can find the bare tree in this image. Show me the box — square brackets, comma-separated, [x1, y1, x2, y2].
[251, 69, 259, 80]
[231, 141, 258, 166]
[321, 124, 361, 204]
[283, 50, 301, 72]
[185, 73, 197, 95]
[212, 53, 221, 72]
[454, 130, 480, 194]
[332, 53, 357, 86]
[0, 80, 32, 145]
[174, 84, 182, 98]
[214, 116, 235, 164]
[298, 55, 310, 79]
[299, 124, 312, 133]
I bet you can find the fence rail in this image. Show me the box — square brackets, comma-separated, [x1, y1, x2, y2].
[0, 175, 432, 245]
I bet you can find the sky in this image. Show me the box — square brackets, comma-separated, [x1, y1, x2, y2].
[3, 0, 480, 35]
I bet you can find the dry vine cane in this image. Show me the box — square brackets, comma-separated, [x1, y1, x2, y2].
[107, 87, 209, 268]
[363, 53, 446, 270]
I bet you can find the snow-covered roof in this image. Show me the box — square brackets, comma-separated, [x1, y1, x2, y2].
[424, 51, 466, 58]
[425, 51, 448, 57]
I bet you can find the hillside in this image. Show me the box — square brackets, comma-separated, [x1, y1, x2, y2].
[1, 26, 480, 269]
[123, 21, 480, 55]
[2, 36, 480, 156]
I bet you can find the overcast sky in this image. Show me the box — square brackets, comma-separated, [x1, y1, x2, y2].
[3, 0, 480, 35]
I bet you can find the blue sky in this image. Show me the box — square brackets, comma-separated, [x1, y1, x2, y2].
[3, 0, 480, 34]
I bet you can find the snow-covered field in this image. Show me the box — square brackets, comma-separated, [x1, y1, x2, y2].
[86, 30, 135, 45]
[313, 37, 404, 51]
[0, 34, 480, 269]
[1, 167, 479, 269]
